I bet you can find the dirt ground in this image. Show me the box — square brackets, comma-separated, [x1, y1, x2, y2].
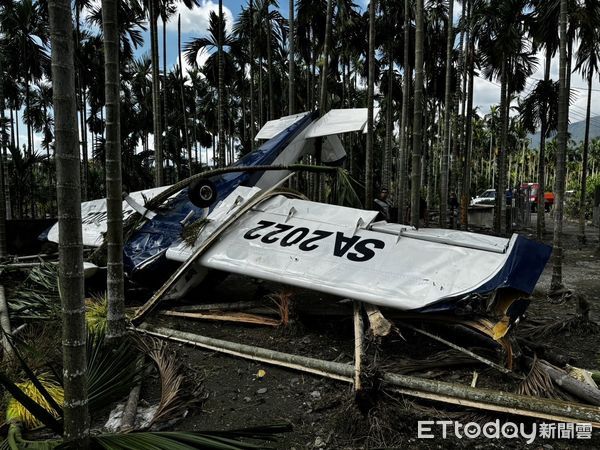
[134, 215, 600, 449]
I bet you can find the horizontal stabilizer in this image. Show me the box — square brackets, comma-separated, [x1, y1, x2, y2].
[306, 108, 380, 138]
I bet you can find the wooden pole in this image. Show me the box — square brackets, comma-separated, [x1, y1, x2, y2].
[353, 301, 364, 392]
[137, 325, 600, 426]
[364, 303, 392, 337]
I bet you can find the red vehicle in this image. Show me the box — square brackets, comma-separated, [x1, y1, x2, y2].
[520, 182, 554, 212]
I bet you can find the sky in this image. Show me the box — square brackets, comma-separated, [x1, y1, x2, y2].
[20, 0, 600, 154]
[127, 0, 600, 131]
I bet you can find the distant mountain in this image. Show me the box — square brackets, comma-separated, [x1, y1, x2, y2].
[528, 116, 600, 148]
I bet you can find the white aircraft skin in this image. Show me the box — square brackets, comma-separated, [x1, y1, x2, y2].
[163, 186, 551, 314]
[45, 108, 378, 274]
[45, 108, 550, 317]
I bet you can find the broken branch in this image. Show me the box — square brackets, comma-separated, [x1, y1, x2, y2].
[136, 325, 600, 426]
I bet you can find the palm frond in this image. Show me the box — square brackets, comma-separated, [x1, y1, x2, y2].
[85, 293, 110, 336]
[138, 339, 203, 429]
[87, 333, 143, 411]
[5, 375, 64, 429]
[6, 262, 61, 320]
[517, 355, 565, 400]
[0, 371, 62, 434]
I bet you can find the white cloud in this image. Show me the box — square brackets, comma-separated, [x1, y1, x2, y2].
[168, 0, 234, 35]
[174, 51, 209, 82]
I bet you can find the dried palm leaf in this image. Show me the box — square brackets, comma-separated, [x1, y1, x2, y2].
[517, 355, 566, 400]
[138, 338, 203, 429]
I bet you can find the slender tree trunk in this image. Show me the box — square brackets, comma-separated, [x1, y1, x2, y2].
[266, 15, 275, 120]
[383, 43, 393, 188]
[537, 51, 551, 240]
[578, 72, 592, 243]
[217, 0, 226, 167]
[397, 0, 410, 220]
[440, 0, 454, 227]
[162, 15, 168, 161]
[365, 0, 376, 209]
[178, 15, 192, 175]
[411, 0, 424, 227]
[551, 0, 569, 290]
[102, 0, 126, 342]
[48, 0, 89, 444]
[0, 60, 11, 356]
[150, 0, 163, 186]
[460, 32, 474, 228]
[495, 60, 508, 235]
[288, 0, 295, 114]
[319, 0, 333, 113]
[249, 0, 256, 150]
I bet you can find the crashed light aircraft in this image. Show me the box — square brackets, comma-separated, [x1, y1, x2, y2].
[44, 108, 552, 337]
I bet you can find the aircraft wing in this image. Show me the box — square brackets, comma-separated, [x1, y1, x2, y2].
[305, 108, 381, 138]
[165, 187, 551, 312]
[46, 186, 174, 247]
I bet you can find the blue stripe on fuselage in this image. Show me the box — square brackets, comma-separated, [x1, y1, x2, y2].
[123, 112, 317, 274]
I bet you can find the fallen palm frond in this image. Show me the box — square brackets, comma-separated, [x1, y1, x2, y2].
[138, 338, 204, 429]
[519, 315, 600, 339]
[517, 355, 566, 400]
[6, 263, 60, 320]
[266, 291, 294, 326]
[86, 294, 109, 336]
[382, 348, 491, 375]
[90, 424, 293, 450]
[181, 218, 210, 248]
[5, 375, 64, 429]
[0, 370, 62, 434]
[87, 333, 143, 411]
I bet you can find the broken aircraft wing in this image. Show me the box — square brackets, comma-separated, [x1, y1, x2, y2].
[164, 186, 552, 313]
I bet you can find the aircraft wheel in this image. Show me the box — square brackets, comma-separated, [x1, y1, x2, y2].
[188, 178, 218, 208]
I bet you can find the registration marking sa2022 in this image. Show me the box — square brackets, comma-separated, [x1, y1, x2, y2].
[243, 220, 385, 262]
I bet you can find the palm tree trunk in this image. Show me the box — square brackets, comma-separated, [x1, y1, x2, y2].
[460, 34, 475, 229]
[218, 0, 226, 167]
[494, 59, 508, 235]
[410, 0, 424, 227]
[266, 14, 275, 120]
[0, 61, 11, 357]
[319, 0, 333, 113]
[551, 0, 569, 290]
[383, 43, 393, 188]
[102, 0, 126, 342]
[578, 72, 592, 243]
[150, 0, 163, 186]
[365, 0, 376, 209]
[48, 0, 89, 444]
[178, 15, 192, 175]
[288, 0, 295, 114]
[249, 0, 255, 150]
[397, 0, 411, 221]
[537, 51, 551, 240]
[440, 0, 454, 227]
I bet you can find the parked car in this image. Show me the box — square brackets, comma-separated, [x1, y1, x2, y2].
[520, 183, 554, 212]
[471, 189, 513, 206]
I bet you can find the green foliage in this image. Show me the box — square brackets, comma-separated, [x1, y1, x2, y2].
[86, 333, 142, 411]
[85, 294, 109, 336]
[6, 263, 61, 320]
[565, 173, 600, 219]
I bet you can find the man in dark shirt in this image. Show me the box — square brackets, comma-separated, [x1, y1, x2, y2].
[374, 187, 391, 221]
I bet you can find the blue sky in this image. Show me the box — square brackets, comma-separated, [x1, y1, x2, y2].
[20, 1, 600, 153]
